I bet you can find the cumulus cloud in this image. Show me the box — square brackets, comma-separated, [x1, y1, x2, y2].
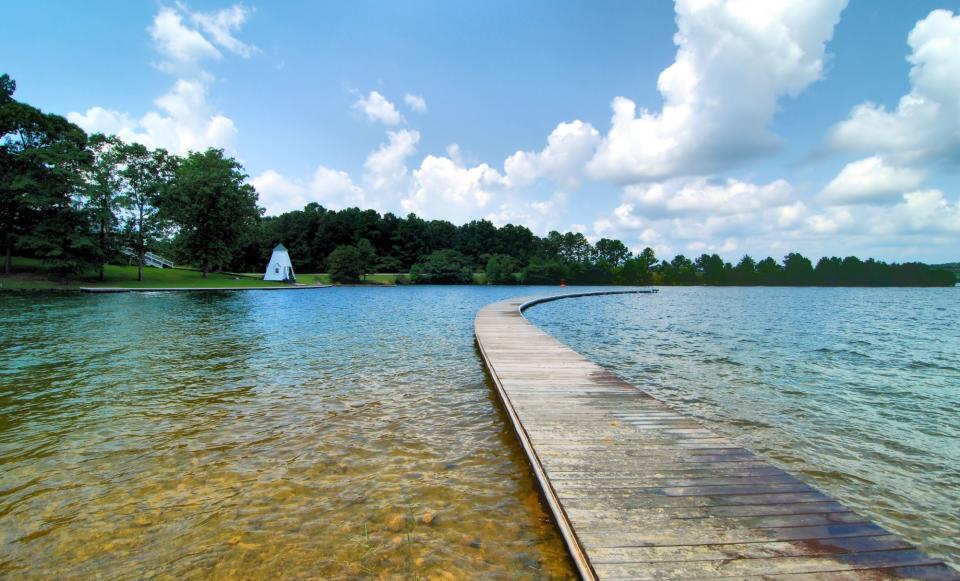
[819, 156, 925, 204]
[586, 0, 847, 183]
[251, 166, 366, 215]
[69, 3, 252, 155]
[363, 129, 420, 191]
[589, 174, 817, 261]
[402, 156, 506, 223]
[623, 177, 792, 217]
[404, 93, 427, 113]
[353, 91, 404, 126]
[149, 7, 220, 75]
[504, 120, 601, 190]
[69, 79, 238, 154]
[828, 9, 960, 166]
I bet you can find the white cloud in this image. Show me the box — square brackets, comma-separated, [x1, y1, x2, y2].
[185, 3, 258, 58]
[69, 79, 238, 154]
[404, 93, 427, 113]
[353, 91, 404, 126]
[586, 0, 847, 182]
[402, 155, 506, 223]
[310, 166, 367, 209]
[884, 189, 960, 235]
[70, 4, 252, 155]
[250, 170, 308, 215]
[504, 120, 601, 189]
[149, 6, 221, 75]
[363, 129, 420, 192]
[486, 192, 567, 234]
[819, 156, 926, 204]
[623, 177, 792, 216]
[828, 9, 960, 166]
[251, 166, 367, 215]
[805, 207, 853, 234]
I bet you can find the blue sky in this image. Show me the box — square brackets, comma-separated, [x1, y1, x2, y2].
[6, 0, 960, 262]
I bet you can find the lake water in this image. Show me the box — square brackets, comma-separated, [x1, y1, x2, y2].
[1, 286, 958, 578]
[0, 287, 576, 579]
[529, 287, 960, 569]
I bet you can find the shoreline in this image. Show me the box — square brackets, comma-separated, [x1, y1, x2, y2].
[77, 284, 333, 293]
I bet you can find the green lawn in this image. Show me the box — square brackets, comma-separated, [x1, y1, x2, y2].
[239, 272, 411, 285]
[1, 258, 297, 290]
[1, 258, 491, 290]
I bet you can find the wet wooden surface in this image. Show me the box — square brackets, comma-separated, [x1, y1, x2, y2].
[475, 292, 958, 581]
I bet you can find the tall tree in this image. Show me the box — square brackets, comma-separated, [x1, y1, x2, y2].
[165, 148, 261, 277]
[355, 238, 376, 280]
[594, 238, 631, 267]
[0, 75, 93, 274]
[119, 143, 176, 281]
[83, 134, 123, 280]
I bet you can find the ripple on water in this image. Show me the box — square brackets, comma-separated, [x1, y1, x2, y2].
[528, 286, 960, 569]
[0, 287, 576, 579]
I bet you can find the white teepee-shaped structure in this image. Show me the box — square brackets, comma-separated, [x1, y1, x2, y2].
[263, 243, 296, 282]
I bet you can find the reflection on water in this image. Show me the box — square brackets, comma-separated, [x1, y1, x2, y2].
[0, 287, 575, 579]
[527, 286, 960, 569]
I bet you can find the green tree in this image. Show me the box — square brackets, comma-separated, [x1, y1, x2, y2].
[165, 148, 261, 277]
[521, 258, 568, 285]
[485, 254, 520, 284]
[695, 253, 726, 285]
[732, 255, 758, 285]
[594, 238, 631, 267]
[0, 75, 93, 274]
[375, 255, 403, 273]
[782, 252, 814, 285]
[409, 249, 473, 284]
[83, 134, 123, 280]
[327, 244, 361, 283]
[756, 257, 782, 285]
[618, 256, 650, 285]
[355, 238, 376, 280]
[661, 255, 697, 285]
[118, 143, 176, 281]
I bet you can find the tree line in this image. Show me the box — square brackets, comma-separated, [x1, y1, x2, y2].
[2, 74, 260, 279]
[2, 73, 953, 287]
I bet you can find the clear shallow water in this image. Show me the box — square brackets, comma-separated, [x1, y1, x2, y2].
[527, 286, 960, 568]
[0, 287, 576, 579]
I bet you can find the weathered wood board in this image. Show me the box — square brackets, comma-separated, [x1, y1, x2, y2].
[475, 291, 958, 581]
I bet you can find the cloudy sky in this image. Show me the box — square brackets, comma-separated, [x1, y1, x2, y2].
[7, 1, 960, 262]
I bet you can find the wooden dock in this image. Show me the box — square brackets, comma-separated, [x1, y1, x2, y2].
[475, 291, 958, 581]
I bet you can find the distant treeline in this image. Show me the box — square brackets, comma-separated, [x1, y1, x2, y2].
[2, 73, 953, 287]
[243, 204, 954, 287]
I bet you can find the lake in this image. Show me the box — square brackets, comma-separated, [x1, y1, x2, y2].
[529, 286, 959, 569]
[1, 286, 958, 577]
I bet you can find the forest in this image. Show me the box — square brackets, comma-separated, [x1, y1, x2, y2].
[2, 73, 954, 287]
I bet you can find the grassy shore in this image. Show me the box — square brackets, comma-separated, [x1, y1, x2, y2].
[0, 258, 298, 290]
[0, 258, 426, 290]
[1, 258, 485, 290]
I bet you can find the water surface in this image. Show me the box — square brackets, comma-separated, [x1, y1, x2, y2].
[527, 286, 960, 568]
[0, 287, 576, 579]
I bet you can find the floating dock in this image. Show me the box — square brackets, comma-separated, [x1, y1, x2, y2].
[475, 290, 958, 580]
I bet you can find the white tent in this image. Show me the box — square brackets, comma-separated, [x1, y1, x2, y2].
[264, 244, 296, 282]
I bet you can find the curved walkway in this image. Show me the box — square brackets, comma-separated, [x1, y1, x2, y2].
[475, 291, 958, 581]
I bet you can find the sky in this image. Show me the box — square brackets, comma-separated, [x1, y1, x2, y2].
[5, 0, 960, 263]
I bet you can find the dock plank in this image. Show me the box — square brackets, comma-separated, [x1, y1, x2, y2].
[474, 291, 956, 580]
